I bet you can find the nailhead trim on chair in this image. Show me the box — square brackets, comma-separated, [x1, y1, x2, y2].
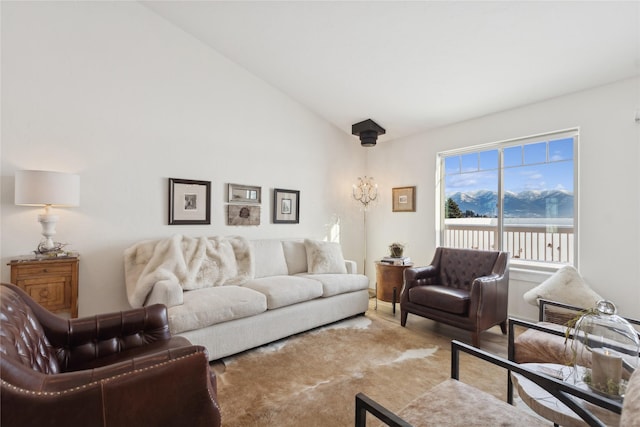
[1, 351, 207, 397]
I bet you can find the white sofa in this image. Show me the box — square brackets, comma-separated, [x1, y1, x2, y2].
[124, 236, 370, 360]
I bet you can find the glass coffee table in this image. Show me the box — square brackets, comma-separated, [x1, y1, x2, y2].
[511, 363, 621, 427]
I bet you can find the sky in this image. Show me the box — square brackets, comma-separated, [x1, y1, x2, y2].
[444, 137, 574, 195]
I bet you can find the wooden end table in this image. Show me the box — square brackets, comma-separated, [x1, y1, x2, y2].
[374, 261, 413, 315]
[8, 255, 79, 318]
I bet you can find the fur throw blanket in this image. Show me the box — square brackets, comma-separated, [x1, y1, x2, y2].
[124, 235, 253, 308]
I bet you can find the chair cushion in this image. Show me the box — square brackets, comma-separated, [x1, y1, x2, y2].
[513, 322, 584, 365]
[621, 369, 640, 426]
[397, 379, 544, 427]
[408, 285, 470, 315]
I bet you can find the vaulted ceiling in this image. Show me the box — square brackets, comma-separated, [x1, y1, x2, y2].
[143, 1, 640, 143]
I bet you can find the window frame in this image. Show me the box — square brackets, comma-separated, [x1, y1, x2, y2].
[436, 128, 579, 271]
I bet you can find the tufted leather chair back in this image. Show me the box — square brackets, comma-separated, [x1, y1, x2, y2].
[0, 286, 60, 374]
[437, 247, 500, 291]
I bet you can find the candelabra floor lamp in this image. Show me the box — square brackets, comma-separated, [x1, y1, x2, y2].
[352, 176, 378, 303]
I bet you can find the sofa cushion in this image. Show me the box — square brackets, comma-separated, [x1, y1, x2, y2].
[282, 240, 308, 274]
[251, 240, 289, 278]
[242, 276, 323, 309]
[304, 239, 348, 274]
[168, 286, 267, 334]
[299, 273, 369, 297]
[408, 285, 470, 315]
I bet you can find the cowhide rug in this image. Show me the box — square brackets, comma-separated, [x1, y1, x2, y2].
[212, 314, 508, 426]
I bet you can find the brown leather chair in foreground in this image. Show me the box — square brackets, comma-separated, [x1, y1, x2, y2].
[0, 282, 221, 427]
[400, 247, 509, 347]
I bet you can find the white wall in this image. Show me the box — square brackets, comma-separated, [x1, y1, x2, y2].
[367, 77, 640, 320]
[0, 2, 367, 315]
[3, 2, 638, 322]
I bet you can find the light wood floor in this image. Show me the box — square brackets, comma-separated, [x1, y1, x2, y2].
[367, 295, 509, 358]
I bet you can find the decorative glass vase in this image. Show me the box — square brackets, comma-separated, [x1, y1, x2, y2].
[570, 300, 639, 399]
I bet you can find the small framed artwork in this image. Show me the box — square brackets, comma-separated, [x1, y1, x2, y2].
[228, 204, 260, 226]
[168, 178, 211, 225]
[392, 186, 416, 212]
[228, 183, 261, 204]
[273, 188, 300, 224]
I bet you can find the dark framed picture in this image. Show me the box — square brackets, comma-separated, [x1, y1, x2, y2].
[273, 188, 300, 224]
[228, 183, 261, 204]
[392, 186, 416, 212]
[227, 204, 260, 226]
[168, 178, 211, 225]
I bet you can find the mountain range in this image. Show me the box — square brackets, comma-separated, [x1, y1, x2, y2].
[447, 189, 574, 218]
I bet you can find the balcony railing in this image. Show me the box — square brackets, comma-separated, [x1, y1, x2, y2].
[443, 221, 574, 264]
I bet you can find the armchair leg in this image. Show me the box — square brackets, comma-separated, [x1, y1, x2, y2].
[500, 320, 507, 335]
[472, 332, 480, 348]
[400, 311, 408, 327]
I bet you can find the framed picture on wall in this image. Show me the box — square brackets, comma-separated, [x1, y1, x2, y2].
[392, 186, 416, 212]
[227, 204, 260, 226]
[168, 178, 211, 225]
[228, 183, 261, 204]
[273, 188, 300, 224]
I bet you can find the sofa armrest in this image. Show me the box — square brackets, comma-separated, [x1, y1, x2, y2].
[344, 259, 358, 274]
[146, 279, 184, 307]
[1, 346, 221, 427]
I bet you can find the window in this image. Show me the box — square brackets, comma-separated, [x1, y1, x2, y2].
[438, 129, 577, 266]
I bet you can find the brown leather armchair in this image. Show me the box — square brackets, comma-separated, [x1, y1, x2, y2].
[0, 282, 221, 427]
[400, 247, 510, 347]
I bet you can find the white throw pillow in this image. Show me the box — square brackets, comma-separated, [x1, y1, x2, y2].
[250, 239, 289, 278]
[304, 239, 347, 274]
[523, 265, 603, 308]
[282, 240, 308, 275]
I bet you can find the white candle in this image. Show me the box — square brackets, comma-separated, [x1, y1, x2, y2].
[591, 348, 622, 394]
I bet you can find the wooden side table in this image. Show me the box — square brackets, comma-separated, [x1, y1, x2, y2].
[8, 256, 79, 318]
[374, 261, 413, 315]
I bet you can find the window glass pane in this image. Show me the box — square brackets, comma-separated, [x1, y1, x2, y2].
[461, 153, 478, 173]
[503, 162, 574, 217]
[479, 149, 498, 170]
[549, 137, 573, 161]
[440, 132, 576, 265]
[523, 142, 547, 165]
[504, 146, 522, 167]
[444, 156, 460, 175]
[444, 168, 498, 249]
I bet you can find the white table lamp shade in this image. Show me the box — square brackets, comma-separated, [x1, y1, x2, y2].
[15, 170, 80, 253]
[15, 170, 80, 207]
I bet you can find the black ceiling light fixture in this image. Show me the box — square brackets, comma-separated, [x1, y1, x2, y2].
[351, 119, 386, 147]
